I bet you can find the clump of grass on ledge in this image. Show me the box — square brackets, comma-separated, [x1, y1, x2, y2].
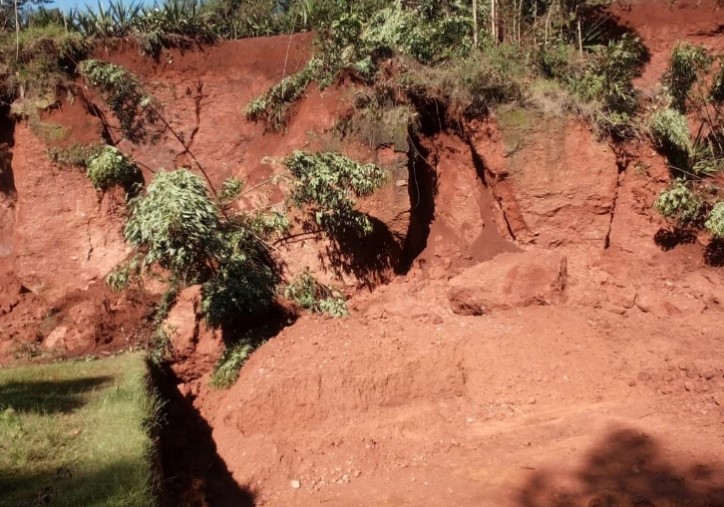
[0, 352, 159, 507]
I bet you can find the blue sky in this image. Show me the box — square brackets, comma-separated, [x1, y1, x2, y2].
[47, 0, 153, 13]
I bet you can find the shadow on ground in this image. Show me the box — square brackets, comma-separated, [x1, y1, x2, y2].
[0, 460, 151, 507]
[0, 376, 113, 414]
[517, 426, 724, 507]
[150, 363, 257, 507]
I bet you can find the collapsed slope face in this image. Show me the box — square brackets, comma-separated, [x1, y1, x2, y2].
[201, 112, 724, 506]
[189, 3, 724, 504]
[0, 34, 412, 358]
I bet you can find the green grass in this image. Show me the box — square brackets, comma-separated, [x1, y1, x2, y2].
[0, 353, 159, 507]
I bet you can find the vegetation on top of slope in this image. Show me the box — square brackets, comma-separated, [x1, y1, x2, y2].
[241, 0, 647, 140]
[0, 23, 87, 108]
[0, 353, 159, 507]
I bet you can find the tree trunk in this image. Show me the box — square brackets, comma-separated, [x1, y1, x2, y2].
[473, 0, 478, 47]
[491, 0, 496, 42]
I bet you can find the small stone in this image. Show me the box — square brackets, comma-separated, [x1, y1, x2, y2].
[353, 470, 361, 478]
[628, 380, 637, 387]
[683, 381, 694, 392]
[528, 397, 537, 405]
[712, 393, 722, 406]
[291, 480, 301, 490]
[702, 369, 717, 380]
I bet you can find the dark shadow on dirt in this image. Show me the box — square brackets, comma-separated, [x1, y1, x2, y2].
[654, 227, 697, 251]
[320, 215, 404, 289]
[220, 302, 297, 349]
[399, 132, 438, 273]
[0, 376, 113, 414]
[150, 363, 257, 507]
[517, 427, 724, 507]
[0, 105, 15, 196]
[704, 239, 724, 267]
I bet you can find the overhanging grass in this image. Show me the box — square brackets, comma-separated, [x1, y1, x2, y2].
[0, 353, 159, 507]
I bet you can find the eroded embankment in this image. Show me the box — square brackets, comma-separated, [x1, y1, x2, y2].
[3, 4, 724, 503]
[176, 92, 724, 506]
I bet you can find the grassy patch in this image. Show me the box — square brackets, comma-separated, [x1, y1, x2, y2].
[0, 353, 159, 507]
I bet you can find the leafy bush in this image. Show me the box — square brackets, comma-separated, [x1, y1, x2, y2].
[705, 201, 724, 238]
[124, 168, 280, 327]
[283, 268, 348, 317]
[650, 108, 691, 155]
[125, 169, 221, 276]
[79, 59, 158, 142]
[245, 61, 316, 131]
[86, 146, 141, 191]
[654, 179, 704, 226]
[106, 256, 141, 291]
[285, 150, 387, 236]
[571, 34, 646, 137]
[210, 341, 255, 388]
[200, 229, 278, 327]
[665, 42, 712, 112]
[218, 177, 244, 205]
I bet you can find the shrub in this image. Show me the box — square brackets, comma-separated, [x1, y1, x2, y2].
[124, 168, 281, 326]
[124, 168, 221, 276]
[665, 42, 712, 112]
[106, 256, 141, 291]
[245, 61, 316, 131]
[283, 268, 348, 317]
[650, 108, 691, 155]
[571, 34, 646, 137]
[285, 150, 387, 236]
[210, 341, 255, 388]
[79, 59, 158, 142]
[200, 229, 278, 327]
[654, 178, 704, 226]
[86, 145, 141, 191]
[705, 201, 724, 238]
[218, 177, 244, 205]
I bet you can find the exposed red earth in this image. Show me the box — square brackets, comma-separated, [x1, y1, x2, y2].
[2, 1, 724, 506]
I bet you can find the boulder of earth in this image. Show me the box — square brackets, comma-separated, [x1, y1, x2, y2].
[163, 285, 223, 363]
[447, 250, 567, 315]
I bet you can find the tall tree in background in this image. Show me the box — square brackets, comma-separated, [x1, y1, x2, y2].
[0, 0, 52, 31]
